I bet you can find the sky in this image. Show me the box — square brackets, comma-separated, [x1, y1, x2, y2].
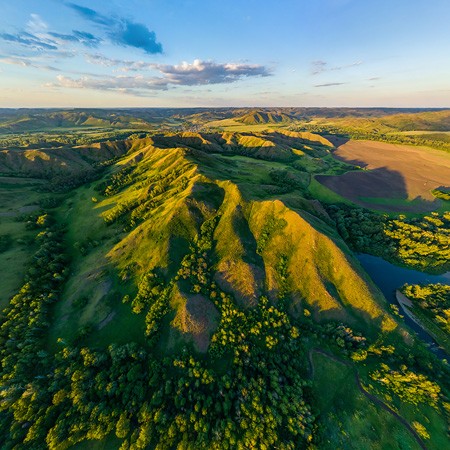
[0, 0, 449, 108]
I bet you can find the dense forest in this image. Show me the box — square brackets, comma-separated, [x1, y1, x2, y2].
[327, 205, 450, 273]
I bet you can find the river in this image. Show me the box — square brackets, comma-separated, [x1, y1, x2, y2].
[356, 253, 449, 360]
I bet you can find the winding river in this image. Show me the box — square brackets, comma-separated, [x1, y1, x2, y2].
[356, 253, 450, 360]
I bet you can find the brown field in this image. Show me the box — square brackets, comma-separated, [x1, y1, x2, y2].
[317, 139, 450, 212]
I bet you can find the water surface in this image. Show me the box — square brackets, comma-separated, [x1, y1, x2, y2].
[357, 253, 449, 359]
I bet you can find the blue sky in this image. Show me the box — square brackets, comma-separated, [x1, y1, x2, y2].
[0, 0, 449, 107]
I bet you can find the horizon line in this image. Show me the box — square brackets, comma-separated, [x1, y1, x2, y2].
[0, 106, 449, 110]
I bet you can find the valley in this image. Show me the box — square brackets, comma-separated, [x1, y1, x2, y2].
[0, 108, 449, 450]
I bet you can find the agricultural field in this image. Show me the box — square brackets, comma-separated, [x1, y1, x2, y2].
[316, 139, 450, 213]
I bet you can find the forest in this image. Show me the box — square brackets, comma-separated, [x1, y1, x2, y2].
[327, 205, 450, 273]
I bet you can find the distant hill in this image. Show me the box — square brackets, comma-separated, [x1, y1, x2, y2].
[236, 110, 297, 125]
[0, 110, 158, 133]
[0, 129, 334, 177]
[1, 107, 448, 135]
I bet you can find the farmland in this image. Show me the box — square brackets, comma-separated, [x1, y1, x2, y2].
[317, 139, 450, 213]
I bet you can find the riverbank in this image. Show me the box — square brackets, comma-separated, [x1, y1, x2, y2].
[396, 290, 450, 359]
[396, 290, 423, 327]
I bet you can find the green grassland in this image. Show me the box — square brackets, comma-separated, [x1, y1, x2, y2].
[311, 352, 421, 450]
[0, 178, 45, 307]
[45, 172, 153, 350]
[0, 119, 449, 449]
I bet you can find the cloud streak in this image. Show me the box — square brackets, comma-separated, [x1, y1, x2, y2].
[0, 14, 101, 52]
[314, 82, 346, 87]
[48, 31, 101, 47]
[0, 56, 59, 71]
[0, 32, 58, 51]
[311, 59, 362, 75]
[67, 3, 163, 54]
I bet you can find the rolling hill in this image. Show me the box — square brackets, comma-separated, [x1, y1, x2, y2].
[236, 110, 297, 125]
[0, 125, 448, 449]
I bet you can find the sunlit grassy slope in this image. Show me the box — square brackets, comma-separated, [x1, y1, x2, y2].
[43, 132, 398, 356]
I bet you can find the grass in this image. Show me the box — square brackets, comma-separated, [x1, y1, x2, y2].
[0, 236, 34, 308]
[394, 402, 449, 450]
[358, 196, 426, 209]
[192, 153, 297, 200]
[47, 176, 148, 351]
[0, 178, 45, 307]
[311, 352, 421, 450]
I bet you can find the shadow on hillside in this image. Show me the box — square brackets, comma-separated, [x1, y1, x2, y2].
[322, 135, 350, 148]
[316, 166, 440, 213]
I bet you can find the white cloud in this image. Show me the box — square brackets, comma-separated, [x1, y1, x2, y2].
[47, 59, 272, 96]
[27, 13, 48, 33]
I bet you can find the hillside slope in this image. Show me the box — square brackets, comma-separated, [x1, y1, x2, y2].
[47, 137, 395, 356]
[0, 129, 333, 177]
[1, 129, 447, 450]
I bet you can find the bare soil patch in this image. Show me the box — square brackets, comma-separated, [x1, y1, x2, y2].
[172, 292, 219, 353]
[317, 140, 450, 212]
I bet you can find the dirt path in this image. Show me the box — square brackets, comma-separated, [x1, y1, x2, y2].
[309, 348, 427, 450]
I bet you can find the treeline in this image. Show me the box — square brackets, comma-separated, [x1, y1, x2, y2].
[432, 188, 450, 201]
[370, 363, 441, 408]
[292, 124, 450, 152]
[328, 205, 450, 273]
[0, 213, 69, 445]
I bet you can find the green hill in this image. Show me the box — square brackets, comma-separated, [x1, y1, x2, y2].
[236, 110, 297, 125]
[0, 128, 448, 450]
